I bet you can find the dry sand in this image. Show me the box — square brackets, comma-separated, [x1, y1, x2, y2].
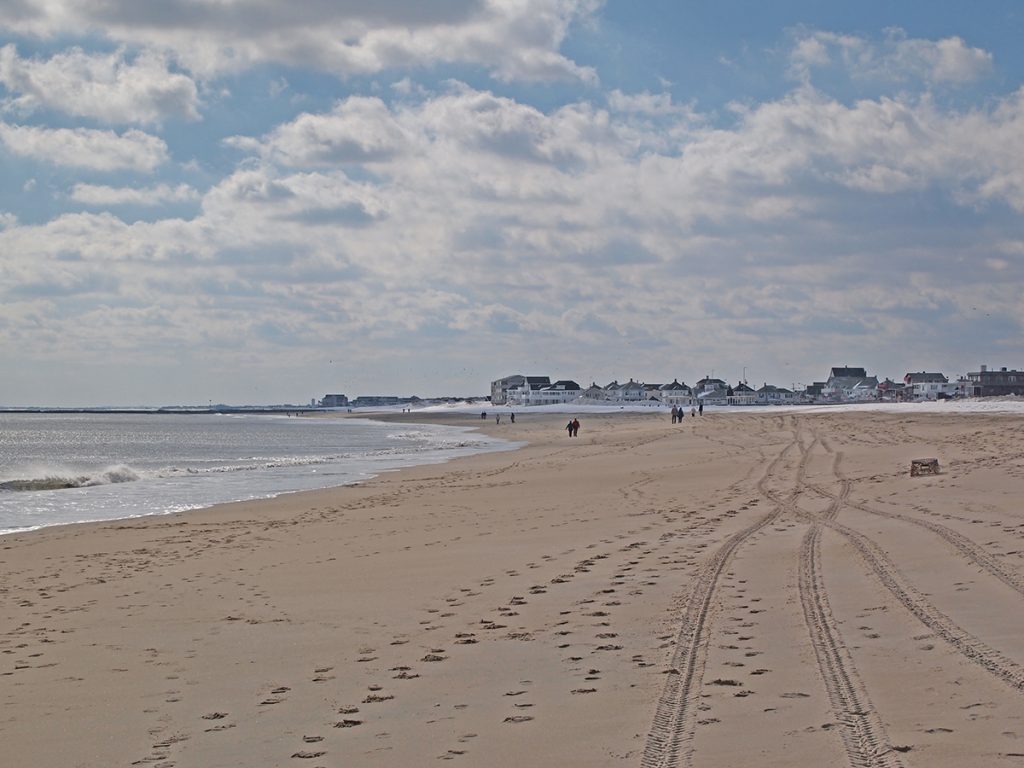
[2, 410, 1023, 767]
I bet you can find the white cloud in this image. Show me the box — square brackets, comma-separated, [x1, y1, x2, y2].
[70, 182, 199, 206]
[3, 76, 1024, 400]
[0, 45, 200, 124]
[0, 211, 17, 229]
[789, 28, 993, 86]
[0, 0, 600, 83]
[0, 122, 167, 171]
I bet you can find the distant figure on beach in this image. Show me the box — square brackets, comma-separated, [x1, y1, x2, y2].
[481, 411, 487, 419]
[691, 406, 696, 418]
[699, 401, 704, 416]
[510, 413, 515, 424]
[572, 418, 580, 437]
[496, 414, 501, 424]
[671, 405, 678, 423]
[566, 419, 574, 437]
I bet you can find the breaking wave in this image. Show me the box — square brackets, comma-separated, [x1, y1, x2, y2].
[0, 465, 141, 492]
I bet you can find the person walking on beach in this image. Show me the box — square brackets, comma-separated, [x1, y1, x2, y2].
[566, 419, 575, 437]
[671, 405, 678, 424]
[699, 401, 704, 416]
[496, 414, 501, 424]
[510, 412, 515, 424]
[572, 418, 580, 437]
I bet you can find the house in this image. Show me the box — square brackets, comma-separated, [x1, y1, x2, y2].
[491, 375, 550, 405]
[694, 376, 727, 397]
[964, 365, 1024, 397]
[320, 394, 349, 408]
[582, 382, 608, 401]
[659, 379, 693, 406]
[875, 379, 904, 402]
[729, 382, 757, 405]
[643, 383, 664, 401]
[757, 384, 796, 404]
[616, 379, 646, 402]
[903, 372, 954, 401]
[528, 380, 583, 406]
[823, 366, 879, 401]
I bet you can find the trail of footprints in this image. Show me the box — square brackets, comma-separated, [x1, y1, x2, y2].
[183, 496, 760, 765]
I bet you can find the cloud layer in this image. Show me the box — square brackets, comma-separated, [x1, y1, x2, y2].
[0, 0, 601, 83]
[0, 11, 1020, 404]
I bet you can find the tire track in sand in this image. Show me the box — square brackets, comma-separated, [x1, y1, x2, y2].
[798, 525, 906, 768]
[790, 432, 905, 767]
[797, 428, 1024, 695]
[805, 464, 1024, 599]
[641, 425, 801, 768]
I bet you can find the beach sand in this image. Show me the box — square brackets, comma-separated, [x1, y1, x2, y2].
[2, 410, 1023, 767]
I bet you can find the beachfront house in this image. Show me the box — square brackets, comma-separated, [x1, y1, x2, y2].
[606, 379, 645, 402]
[903, 372, 955, 401]
[320, 394, 349, 407]
[756, 384, 797, 404]
[492, 375, 551, 405]
[694, 377, 728, 403]
[528, 380, 583, 406]
[659, 379, 693, 406]
[823, 366, 879, 401]
[876, 378, 904, 402]
[964, 365, 1024, 397]
[729, 382, 757, 405]
[582, 382, 608, 401]
[643, 383, 664, 401]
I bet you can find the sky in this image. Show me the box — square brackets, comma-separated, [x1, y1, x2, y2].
[1, 1, 1022, 406]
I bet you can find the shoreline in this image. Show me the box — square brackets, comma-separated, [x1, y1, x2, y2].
[0, 412, 520, 539]
[3, 410, 1023, 767]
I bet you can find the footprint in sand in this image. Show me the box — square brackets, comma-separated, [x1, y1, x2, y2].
[503, 715, 534, 724]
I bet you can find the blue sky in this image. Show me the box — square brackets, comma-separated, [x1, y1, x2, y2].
[1, 1, 1022, 405]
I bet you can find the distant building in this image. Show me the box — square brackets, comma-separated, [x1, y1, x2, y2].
[964, 365, 1024, 397]
[903, 372, 955, 400]
[350, 396, 400, 408]
[875, 379, 904, 402]
[320, 394, 349, 407]
[659, 379, 693, 406]
[526, 380, 583, 406]
[756, 384, 797, 404]
[491, 375, 550, 405]
[729, 382, 757, 405]
[824, 366, 879, 401]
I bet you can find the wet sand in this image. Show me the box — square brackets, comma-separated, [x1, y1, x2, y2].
[2, 410, 1023, 767]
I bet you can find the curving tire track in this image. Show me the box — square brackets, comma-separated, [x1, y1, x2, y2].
[799, 524, 906, 768]
[807, 437, 1024, 599]
[795, 427, 1024, 694]
[826, 518, 1024, 693]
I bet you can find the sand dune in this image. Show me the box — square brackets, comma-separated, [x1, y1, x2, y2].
[2, 411, 1023, 767]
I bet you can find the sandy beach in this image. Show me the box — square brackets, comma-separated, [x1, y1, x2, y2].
[2, 409, 1023, 767]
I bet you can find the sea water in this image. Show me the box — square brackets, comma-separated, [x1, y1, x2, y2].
[0, 412, 513, 535]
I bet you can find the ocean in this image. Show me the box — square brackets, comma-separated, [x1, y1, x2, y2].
[0, 412, 513, 535]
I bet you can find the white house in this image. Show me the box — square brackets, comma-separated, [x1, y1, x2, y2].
[756, 384, 797, 404]
[903, 372, 956, 400]
[823, 366, 879, 401]
[659, 379, 693, 406]
[728, 382, 757, 405]
[527, 380, 583, 405]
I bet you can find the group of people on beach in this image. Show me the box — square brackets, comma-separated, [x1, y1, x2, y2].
[670, 403, 702, 423]
[565, 417, 581, 437]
